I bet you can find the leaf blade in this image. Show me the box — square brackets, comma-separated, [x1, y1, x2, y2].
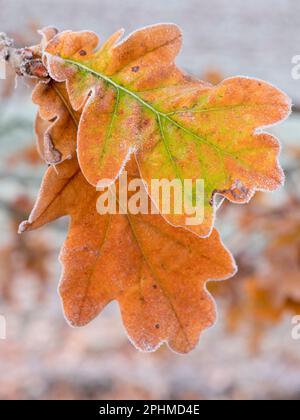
[21, 156, 236, 353]
[44, 24, 291, 236]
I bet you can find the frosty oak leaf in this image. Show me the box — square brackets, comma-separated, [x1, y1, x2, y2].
[20, 157, 236, 353]
[43, 24, 291, 237]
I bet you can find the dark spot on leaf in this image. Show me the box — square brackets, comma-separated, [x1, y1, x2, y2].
[79, 50, 87, 56]
[155, 324, 160, 329]
[152, 284, 158, 289]
[131, 66, 140, 73]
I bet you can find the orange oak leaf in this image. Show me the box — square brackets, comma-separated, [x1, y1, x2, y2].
[20, 157, 236, 353]
[43, 23, 291, 237]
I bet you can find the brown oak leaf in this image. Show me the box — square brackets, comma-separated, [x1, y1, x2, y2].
[20, 157, 236, 353]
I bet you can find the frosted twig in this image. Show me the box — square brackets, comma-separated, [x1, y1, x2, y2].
[0, 32, 48, 79]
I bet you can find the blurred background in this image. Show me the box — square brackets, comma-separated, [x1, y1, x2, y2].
[0, 0, 300, 400]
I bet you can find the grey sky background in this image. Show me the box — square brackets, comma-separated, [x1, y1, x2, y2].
[0, 0, 299, 102]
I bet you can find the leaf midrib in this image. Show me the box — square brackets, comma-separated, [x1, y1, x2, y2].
[64, 58, 227, 155]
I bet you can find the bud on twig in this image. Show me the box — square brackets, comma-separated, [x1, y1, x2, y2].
[0, 32, 48, 79]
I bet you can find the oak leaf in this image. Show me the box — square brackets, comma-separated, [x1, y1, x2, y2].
[32, 27, 79, 164]
[43, 24, 291, 237]
[20, 157, 236, 353]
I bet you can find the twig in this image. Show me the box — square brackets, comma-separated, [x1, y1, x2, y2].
[0, 32, 48, 79]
